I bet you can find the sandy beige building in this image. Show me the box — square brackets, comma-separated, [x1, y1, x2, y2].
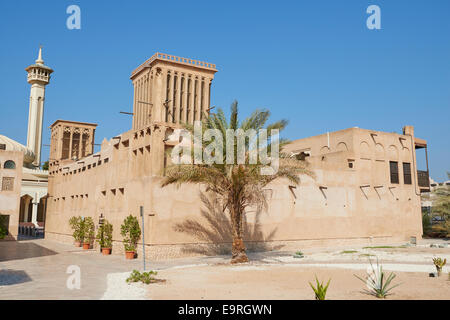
[44, 53, 430, 259]
[0, 47, 52, 240]
[0, 147, 23, 239]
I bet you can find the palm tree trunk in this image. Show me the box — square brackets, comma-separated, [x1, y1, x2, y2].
[230, 204, 249, 264]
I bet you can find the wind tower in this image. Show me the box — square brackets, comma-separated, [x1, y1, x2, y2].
[25, 46, 53, 167]
[130, 53, 217, 130]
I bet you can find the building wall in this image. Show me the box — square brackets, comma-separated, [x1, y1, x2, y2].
[277, 127, 423, 243]
[44, 53, 423, 258]
[0, 150, 23, 240]
[45, 123, 424, 258]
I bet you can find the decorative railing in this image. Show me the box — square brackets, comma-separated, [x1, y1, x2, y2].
[131, 52, 217, 77]
[417, 170, 430, 188]
[27, 74, 49, 82]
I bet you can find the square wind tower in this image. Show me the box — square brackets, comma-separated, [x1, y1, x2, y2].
[130, 53, 217, 130]
[49, 120, 97, 163]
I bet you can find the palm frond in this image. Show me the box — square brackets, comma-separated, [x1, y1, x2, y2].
[230, 100, 239, 130]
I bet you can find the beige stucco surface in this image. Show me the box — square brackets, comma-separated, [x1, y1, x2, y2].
[0, 150, 23, 239]
[44, 53, 425, 259]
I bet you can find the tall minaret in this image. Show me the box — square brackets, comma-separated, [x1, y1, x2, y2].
[25, 46, 53, 168]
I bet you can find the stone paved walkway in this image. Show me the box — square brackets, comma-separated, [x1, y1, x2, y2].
[1, 238, 448, 299]
[0, 239, 228, 300]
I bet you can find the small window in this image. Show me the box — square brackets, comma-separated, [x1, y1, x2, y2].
[0, 144, 6, 150]
[4, 160, 16, 169]
[348, 159, 355, 169]
[403, 162, 412, 185]
[390, 161, 399, 184]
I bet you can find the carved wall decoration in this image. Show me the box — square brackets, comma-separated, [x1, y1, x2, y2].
[320, 146, 330, 154]
[336, 142, 348, 152]
[2, 177, 14, 191]
[360, 141, 371, 158]
[375, 143, 385, 159]
[388, 145, 398, 160]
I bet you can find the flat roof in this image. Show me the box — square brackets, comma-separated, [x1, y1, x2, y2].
[131, 52, 217, 78]
[288, 126, 427, 145]
[50, 119, 98, 128]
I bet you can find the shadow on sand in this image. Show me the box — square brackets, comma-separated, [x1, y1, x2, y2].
[173, 192, 284, 256]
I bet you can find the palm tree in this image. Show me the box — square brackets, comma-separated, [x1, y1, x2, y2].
[161, 100, 313, 263]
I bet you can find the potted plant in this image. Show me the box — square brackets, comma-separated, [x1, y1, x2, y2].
[120, 215, 141, 259]
[82, 217, 95, 250]
[69, 216, 83, 247]
[96, 219, 113, 255]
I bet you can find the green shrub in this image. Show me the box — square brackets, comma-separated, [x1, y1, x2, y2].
[83, 217, 95, 244]
[309, 276, 331, 300]
[120, 215, 141, 252]
[0, 225, 7, 239]
[422, 212, 432, 236]
[0, 215, 8, 239]
[140, 271, 158, 284]
[96, 220, 113, 248]
[433, 257, 447, 276]
[429, 224, 448, 238]
[362, 245, 406, 249]
[126, 269, 158, 285]
[126, 270, 142, 283]
[354, 259, 400, 298]
[69, 216, 84, 242]
[341, 250, 358, 254]
[293, 251, 304, 258]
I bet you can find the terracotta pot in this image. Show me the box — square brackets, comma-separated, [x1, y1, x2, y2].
[102, 248, 112, 255]
[74, 241, 81, 247]
[125, 251, 135, 259]
[82, 243, 90, 250]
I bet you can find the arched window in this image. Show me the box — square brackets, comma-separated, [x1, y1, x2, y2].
[4, 160, 16, 169]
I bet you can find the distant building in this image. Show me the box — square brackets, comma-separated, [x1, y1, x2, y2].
[0, 148, 23, 239]
[0, 47, 52, 239]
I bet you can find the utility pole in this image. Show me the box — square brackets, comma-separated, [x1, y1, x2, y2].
[140, 206, 145, 270]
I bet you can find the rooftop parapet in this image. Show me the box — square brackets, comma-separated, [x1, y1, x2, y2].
[130, 52, 217, 78]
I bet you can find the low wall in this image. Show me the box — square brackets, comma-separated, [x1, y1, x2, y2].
[45, 231, 412, 260]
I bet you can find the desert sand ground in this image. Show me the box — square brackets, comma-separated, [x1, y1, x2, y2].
[145, 264, 450, 300]
[102, 241, 450, 300]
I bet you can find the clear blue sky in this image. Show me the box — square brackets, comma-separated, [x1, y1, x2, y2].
[0, 0, 449, 180]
